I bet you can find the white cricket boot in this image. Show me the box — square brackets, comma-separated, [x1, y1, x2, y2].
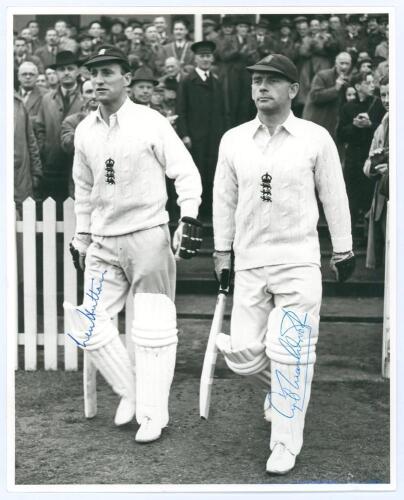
[114, 397, 136, 426]
[266, 443, 296, 475]
[135, 417, 163, 443]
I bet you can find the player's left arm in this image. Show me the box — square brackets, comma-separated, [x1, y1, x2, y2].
[153, 112, 203, 259]
[314, 128, 355, 281]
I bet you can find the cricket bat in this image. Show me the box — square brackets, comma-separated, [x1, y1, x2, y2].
[199, 269, 231, 419]
[83, 350, 97, 418]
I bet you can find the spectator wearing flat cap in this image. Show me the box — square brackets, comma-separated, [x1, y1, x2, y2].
[203, 18, 219, 42]
[77, 32, 95, 63]
[177, 41, 228, 216]
[215, 16, 257, 127]
[35, 50, 85, 203]
[275, 18, 297, 61]
[342, 15, 368, 64]
[251, 20, 278, 59]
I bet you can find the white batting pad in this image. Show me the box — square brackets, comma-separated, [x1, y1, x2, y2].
[88, 335, 136, 401]
[216, 333, 270, 376]
[64, 301, 118, 350]
[131, 293, 178, 428]
[265, 307, 319, 455]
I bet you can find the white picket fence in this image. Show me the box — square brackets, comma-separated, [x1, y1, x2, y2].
[14, 197, 134, 371]
[15, 197, 391, 377]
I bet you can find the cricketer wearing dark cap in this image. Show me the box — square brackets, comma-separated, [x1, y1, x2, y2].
[212, 53, 354, 474]
[67, 38, 202, 446]
[247, 53, 299, 83]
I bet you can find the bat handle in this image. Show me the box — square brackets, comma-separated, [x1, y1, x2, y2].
[219, 269, 231, 295]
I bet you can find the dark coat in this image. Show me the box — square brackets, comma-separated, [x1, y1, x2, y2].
[34, 45, 59, 70]
[176, 69, 228, 207]
[36, 86, 84, 201]
[215, 33, 256, 127]
[14, 93, 43, 203]
[302, 67, 348, 140]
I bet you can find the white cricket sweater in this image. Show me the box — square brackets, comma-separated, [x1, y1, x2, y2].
[73, 98, 202, 236]
[213, 112, 352, 271]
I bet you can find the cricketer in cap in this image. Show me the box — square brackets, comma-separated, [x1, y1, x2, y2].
[212, 54, 354, 474]
[65, 43, 202, 444]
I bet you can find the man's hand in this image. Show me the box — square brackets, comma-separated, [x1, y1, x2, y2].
[353, 113, 371, 128]
[213, 250, 232, 282]
[335, 75, 348, 90]
[172, 217, 203, 260]
[182, 136, 192, 149]
[374, 163, 388, 175]
[70, 233, 92, 271]
[330, 251, 355, 282]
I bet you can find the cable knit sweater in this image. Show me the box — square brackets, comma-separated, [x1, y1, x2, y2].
[73, 98, 202, 236]
[213, 112, 352, 271]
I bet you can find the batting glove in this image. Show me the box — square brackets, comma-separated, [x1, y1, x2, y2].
[172, 217, 203, 260]
[330, 250, 355, 282]
[70, 233, 92, 271]
[213, 250, 232, 282]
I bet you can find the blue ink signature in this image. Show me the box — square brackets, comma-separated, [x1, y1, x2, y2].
[266, 309, 312, 419]
[66, 270, 107, 348]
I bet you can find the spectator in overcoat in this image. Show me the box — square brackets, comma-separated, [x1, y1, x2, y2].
[36, 51, 84, 203]
[14, 92, 43, 206]
[176, 41, 228, 216]
[303, 51, 352, 141]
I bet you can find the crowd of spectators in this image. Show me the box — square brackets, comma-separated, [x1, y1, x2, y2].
[13, 13, 390, 266]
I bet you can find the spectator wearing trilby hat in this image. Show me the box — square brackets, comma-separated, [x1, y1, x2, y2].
[129, 66, 160, 109]
[177, 40, 228, 216]
[35, 50, 85, 203]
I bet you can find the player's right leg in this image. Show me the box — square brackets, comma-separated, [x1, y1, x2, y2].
[216, 268, 273, 395]
[64, 236, 136, 425]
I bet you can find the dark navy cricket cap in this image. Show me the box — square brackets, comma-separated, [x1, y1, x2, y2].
[82, 44, 130, 69]
[247, 54, 299, 83]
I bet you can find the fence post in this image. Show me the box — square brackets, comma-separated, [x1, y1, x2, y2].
[22, 198, 37, 370]
[43, 198, 58, 370]
[382, 202, 390, 378]
[14, 204, 19, 370]
[63, 198, 78, 370]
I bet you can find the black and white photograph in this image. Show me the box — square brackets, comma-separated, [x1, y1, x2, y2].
[5, 2, 399, 495]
